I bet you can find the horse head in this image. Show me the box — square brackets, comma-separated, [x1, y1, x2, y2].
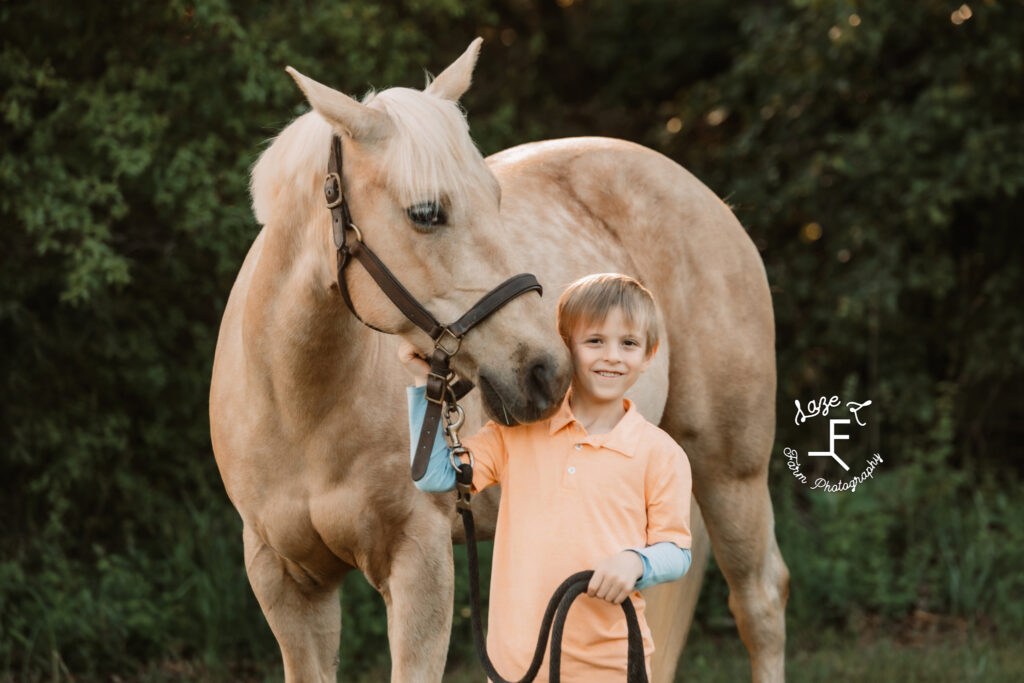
[279, 40, 571, 425]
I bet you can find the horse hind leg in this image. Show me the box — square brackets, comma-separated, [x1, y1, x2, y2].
[688, 433, 790, 683]
[641, 498, 711, 683]
[243, 524, 344, 683]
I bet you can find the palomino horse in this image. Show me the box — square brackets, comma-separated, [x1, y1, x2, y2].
[210, 39, 788, 682]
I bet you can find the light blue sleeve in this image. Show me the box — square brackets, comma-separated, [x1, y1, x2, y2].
[406, 385, 457, 492]
[630, 542, 692, 590]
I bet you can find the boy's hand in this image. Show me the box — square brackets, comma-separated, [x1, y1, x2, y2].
[587, 551, 644, 605]
[398, 340, 430, 387]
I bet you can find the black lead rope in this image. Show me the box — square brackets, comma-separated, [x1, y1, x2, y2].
[455, 464, 649, 683]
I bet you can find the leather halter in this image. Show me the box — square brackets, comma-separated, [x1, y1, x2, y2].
[323, 135, 542, 480]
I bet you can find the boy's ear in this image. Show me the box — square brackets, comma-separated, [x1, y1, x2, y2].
[641, 343, 659, 371]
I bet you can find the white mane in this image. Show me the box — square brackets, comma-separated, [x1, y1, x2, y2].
[367, 87, 495, 207]
[250, 85, 491, 227]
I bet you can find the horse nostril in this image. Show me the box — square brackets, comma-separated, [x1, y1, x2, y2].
[527, 356, 555, 413]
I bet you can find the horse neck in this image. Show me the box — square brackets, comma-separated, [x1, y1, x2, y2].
[246, 215, 385, 424]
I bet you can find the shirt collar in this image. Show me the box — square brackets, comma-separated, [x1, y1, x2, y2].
[547, 388, 644, 458]
[547, 389, 578, 435]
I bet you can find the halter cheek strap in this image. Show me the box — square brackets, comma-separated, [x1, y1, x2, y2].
[323, 135, 542, 479]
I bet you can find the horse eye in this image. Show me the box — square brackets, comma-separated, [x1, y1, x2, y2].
[406, 201, 447, 231]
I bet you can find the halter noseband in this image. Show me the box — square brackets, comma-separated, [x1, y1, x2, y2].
[323, 135, 542, 480]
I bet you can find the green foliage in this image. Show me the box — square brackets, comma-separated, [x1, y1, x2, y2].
[667, 0, 1024, 646]
[2, 0, 1023, 679]
[0, 502, 272, 677]
[658, 0, 1024, 470]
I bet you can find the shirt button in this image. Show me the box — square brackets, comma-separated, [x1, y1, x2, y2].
[568, 466, 576, 474]
[574, 443, 582, 450]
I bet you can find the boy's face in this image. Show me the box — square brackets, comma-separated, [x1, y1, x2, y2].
[568, 307, 655, 408]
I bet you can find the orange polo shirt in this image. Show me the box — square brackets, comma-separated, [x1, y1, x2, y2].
[462, 388, 692, 683]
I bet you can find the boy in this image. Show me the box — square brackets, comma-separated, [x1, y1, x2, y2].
[400, 273, 692, 682]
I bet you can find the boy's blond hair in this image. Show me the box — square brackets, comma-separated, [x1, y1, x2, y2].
[556, 273, 659, 356]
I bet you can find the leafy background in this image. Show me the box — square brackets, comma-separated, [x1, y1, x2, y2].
[2, 0, 1022, 680]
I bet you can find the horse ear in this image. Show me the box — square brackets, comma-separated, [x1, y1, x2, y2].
[285, 67, 392, 142]
[425, 38, 483, 102]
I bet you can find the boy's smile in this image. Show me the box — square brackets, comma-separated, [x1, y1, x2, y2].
[569, 307, 655, 413]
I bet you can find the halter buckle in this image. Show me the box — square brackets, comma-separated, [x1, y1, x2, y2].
[324, 172, 344, 209]
[434, 326, 462, 356]
[425, 369, 454, 406]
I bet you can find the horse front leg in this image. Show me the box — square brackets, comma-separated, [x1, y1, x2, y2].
[373, 508, 455, 683]
[243, 524, 344, 683]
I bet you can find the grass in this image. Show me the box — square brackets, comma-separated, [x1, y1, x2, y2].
[195, 627, 1024, 683]
[440, 626, 1024, 683]
[681, 628, 1024, 682]
[4, 623, 1022, 682]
